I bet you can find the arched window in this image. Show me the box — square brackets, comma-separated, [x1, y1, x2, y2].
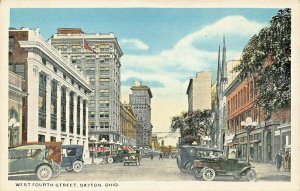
[9, 107, 19, 121]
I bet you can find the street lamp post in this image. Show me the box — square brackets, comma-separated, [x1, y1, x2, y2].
[90, 135, 97, 164]
[109, 140, 115, 155]
[241, 117, 258, 163]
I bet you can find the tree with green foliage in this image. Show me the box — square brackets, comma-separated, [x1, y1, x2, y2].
[234, 8, 291, 115]
[170, 110, 214, 145]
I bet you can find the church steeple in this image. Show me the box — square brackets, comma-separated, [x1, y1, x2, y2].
[221, 34, 227, 82]
[217, 45, 221, 87]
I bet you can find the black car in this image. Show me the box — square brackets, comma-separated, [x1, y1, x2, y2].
[191, 156, 257, 181]
[176, 145, 223, 173]
[61, 145, 84, 172]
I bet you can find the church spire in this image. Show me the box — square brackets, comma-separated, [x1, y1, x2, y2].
[221, 34, 227, 82]
[217, 45, 221, 86]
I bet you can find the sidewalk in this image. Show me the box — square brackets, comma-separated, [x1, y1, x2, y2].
[252, 162, 291, 181]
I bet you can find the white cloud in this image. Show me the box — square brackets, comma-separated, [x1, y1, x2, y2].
[120, 16, 267, 140]
[120, 38, 149, 50]
[175, 15, 266, 50]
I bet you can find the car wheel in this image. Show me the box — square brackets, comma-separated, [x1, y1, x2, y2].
[107, 157, 114, 164]
[185, 162, 192, 174]
[193, 168, 203, 180]
[233, 174, 242, 181]
[65, 167, 73, 172]
[202, 168, 216, 181]
[73, 161, 83, 173]
[246, 169, 257, 182]
[36, 165, 53, 181]
[52, 162, 61, 178]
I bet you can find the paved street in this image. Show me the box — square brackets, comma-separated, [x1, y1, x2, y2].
[53, 158, 290, 182]
[9, 157, 290, 182]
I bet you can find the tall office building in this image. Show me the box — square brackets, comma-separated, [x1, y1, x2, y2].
[186, 71, 212, 112]
[129, 81, 153, 148]
[49, 28, 123, 155]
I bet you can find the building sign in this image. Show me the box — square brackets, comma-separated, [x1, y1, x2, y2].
[96, 147, 110, 152]
[275, 130, 280, 136]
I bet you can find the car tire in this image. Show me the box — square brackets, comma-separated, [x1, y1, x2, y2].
[52, 162, 61, 178]
[246, 169, 257, 182]
[233, 174, 242, 181]
[107, 157, 114, 164]
[185, 162, 192, 174]
[193, 168, 203, 180]
[73, 161, 83, 173]
[36, 165, 53, 181]
[202, 168, 216, 181]
[65, 167, 73, 172]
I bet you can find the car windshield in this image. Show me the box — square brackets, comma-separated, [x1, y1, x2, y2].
[9, 149, 42, 159]
[62, 148, 76, 157]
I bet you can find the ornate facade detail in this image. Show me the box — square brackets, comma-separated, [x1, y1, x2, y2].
[32, 65, 40, 76]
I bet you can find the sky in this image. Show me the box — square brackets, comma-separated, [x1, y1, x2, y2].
[10, 8, 280, 146]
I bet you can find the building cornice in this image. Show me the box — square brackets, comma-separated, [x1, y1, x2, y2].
[19, 40, 92, 92]
[50, 33, 123, 57]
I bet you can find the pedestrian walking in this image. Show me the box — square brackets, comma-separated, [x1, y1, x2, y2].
[275, 149, 283, 171]
[159, 153, 163, 160]
[150, 153, 153, 160]
[284, 149, 291, 172]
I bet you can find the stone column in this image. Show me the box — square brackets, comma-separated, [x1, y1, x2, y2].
[73, 92, 77, 138]
[27, 64, 40, 142]
[45, 74, 52, 141]
[65, 87, 70, 136]
[56, 82, 62, 140]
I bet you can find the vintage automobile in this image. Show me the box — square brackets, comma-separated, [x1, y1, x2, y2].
[191, 157, 257, 181]
[176, 145, 223, 173]
[8, 144, 58, 181]
[107, 149, 129, 163]
[123, 150, 141, 166]
[60, 145, 84, 172]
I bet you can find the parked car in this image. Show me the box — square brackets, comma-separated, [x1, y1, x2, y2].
[61, 145, 84, 172]
[123, 150, 141, 166]
[108, 149, 129, 163]
[191, 156, 257, 181]
[9, 144, 58, 181]
[176, 145, 223, 173]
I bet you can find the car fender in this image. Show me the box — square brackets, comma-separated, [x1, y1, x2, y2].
[183, 160, 191, 167]
[72, 159, 84, 165]
[239, 166, 254, 174]
[35, 162, 53, 173]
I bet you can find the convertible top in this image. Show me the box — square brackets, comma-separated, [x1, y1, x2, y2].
[9, 144, 46, 150]
[180, 145, 223, 152]
[62, 145, 83, 149]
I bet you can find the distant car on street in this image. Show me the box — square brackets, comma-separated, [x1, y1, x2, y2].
[123, 150, 141, 166]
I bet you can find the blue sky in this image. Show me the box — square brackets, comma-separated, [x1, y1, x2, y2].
[10, 8, 280, 145]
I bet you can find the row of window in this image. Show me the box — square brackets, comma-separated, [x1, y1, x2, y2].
[227, 107, 259, 134]
[56, 44, 112, 51]
[38, 72, 87, 136]
[227, 81, 254, 115]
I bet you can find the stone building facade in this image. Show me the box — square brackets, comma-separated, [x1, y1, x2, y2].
[8, 71, 27, 147]
[129, 81, 153, 148]
[49, 28, 123, 154]
[9, 28, 92, 157]
[187, 71, 212, 112]
[120, 102, 137, 147]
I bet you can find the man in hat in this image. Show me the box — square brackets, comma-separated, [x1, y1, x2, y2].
[275, 149, 283, 171]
